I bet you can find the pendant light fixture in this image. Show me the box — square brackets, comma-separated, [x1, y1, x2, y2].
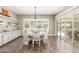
[34, 6, 37, 19]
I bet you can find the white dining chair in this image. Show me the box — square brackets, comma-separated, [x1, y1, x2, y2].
[42, 29, 49, 48]
[32, 31, 41, 47]
[23, 29, 33, 46]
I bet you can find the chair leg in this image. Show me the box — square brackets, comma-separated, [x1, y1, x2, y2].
[47, 39, 49, 47]
[39, 41, 40, 47]
[32, 41, 34, 47]
[27, 41, 28, 47]
[44, 39, 49, 49]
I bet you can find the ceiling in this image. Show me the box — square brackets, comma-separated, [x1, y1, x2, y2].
[0, 6, 72, 15]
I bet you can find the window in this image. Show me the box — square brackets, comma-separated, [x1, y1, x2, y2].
[23, 19, 49, 31]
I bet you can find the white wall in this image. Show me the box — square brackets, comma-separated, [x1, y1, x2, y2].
[9, 11, 17, 19]
[17, 15, 55, 35]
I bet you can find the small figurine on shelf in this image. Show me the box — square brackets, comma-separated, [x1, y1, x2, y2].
[0, 8, 11, 17]
[2, 8, 9, 16]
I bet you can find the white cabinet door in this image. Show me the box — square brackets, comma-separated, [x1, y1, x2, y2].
[17, 30, 20, 36]
[16, 31, 19, 37]
[17, 30, 21, 37]
[2, 32, 8, 44]
[12, 31, 16, 39]
[14, 31, 17, 38]
[8, 32, 12, 41]
[16, 30, 20, 38]
[0, 33, 3, 46]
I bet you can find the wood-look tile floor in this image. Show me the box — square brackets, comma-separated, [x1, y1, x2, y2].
[0, 36, 79, 53]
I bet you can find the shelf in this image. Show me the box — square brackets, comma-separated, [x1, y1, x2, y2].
[0, 14, 18, 32]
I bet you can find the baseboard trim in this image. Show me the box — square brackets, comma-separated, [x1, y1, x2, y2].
[48, 34, 56, 36]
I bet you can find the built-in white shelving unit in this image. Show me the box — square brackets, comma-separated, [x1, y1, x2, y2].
[0, 15, 22, 46]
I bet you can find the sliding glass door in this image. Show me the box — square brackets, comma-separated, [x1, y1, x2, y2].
[74, 14, 79, 43]
[60, 19, 65, 39]
[64, 17, 72, 42]
[57, 16, 73, 43]
[56, 7, 79, 46]
[57, 19, 65, 39]
[58, 19, 61, 36]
